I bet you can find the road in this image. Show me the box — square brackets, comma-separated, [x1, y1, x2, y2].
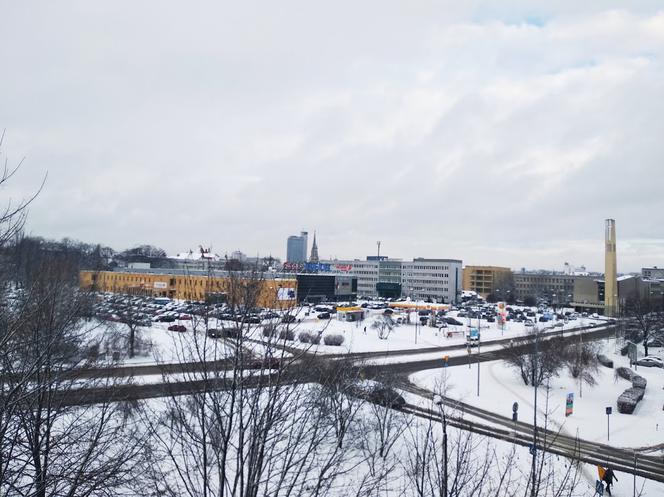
[47, 322, 664, 484]
[398, 381, 664, 483]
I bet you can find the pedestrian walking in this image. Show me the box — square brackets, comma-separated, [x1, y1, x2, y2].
[602, 467, 617, 496]
[363, 326, 367, 335]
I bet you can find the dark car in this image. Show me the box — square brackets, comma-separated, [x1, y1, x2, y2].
[207, 328, 223, 338]
[157, 315, 176, 323]
[366, 387, 406, 408]
[281, 314, 297, 323]
[168, 324, 187, 332]
[222, 327, 241, 339]
[317, 312, 331, 319]
[248, 357, 281, 369]
[445, 317, 464, 326]
[244, 315, 262, 324]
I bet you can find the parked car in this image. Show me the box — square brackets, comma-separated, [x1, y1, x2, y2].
[281, 314, 297, 323]
[223, 327, 241, 339]
[178, 314, 193, 320]
[207, 328, 223, 338]
[248, 357, 281, 369]
[317, 312, 331, 320]
[365, 386, 406, 408]
[157, 315, 176, 323]
[168, 324, 187, 332]
[646, 337, 664, 348]
[525, 320, 535, 327]
[445, 317, 464, 326]
[635, 356, 663, 368]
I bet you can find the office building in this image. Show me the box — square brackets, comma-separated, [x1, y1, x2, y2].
[322, 256, 462, 303]
[642, 266, 664, 281]
[286, 231, 308, 263]
[462, 266, 512, 299]
[512, 271, 577, 304]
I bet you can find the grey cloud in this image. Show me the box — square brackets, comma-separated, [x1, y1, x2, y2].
[1, 1, 663, 271]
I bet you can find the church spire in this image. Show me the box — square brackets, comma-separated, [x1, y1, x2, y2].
[309, 231, 319, 263]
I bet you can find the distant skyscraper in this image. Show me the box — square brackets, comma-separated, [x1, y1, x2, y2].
[604, 219, 618, 316]
[286, 231, 308, 263]
[309, 232, 319, 263]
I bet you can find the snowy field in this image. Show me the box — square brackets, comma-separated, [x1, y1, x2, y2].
[280, 308, 607, 355]
[96, 300, 608, 364]
[109, 311, 606, 365]
[409, 339, 664, 450]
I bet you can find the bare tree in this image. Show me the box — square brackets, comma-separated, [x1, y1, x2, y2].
[562, 338, 600, 388]
[1, 248, 147, 496]
[371, 315, 395, 340]
[141, 270, 367, 497]
[624, 295, 664, 357]
[502, 331, 565, 386]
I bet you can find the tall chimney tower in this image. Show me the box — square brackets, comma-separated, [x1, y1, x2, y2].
[604, 219, 618, 317]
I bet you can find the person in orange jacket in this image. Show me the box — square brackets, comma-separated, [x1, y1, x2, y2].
[602, 467, 618, 496]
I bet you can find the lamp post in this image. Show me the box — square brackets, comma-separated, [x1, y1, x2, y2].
[477, 329, 481, 397]
[530, 323, 540, 497]
[433, 395, 448, 497]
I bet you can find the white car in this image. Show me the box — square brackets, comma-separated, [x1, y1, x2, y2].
[635, 356, 664, 368]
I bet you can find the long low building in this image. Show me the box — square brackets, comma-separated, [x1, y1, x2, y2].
[80, 269, 298, 308]
[80, 269, 357, 307]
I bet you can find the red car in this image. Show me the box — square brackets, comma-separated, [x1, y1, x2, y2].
[178, 314, 193, 320]
[168, 324, 187, 332]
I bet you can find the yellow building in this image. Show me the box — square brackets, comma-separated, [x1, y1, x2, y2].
[79, 270, 297, 309]
[462, 266, 512, 299]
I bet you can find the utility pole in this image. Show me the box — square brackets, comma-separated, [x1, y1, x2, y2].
[477, 311, 481, 396]
[531, 324, 539, 497]
[433, 395, 448, 497]
[376, 241, 381, 300]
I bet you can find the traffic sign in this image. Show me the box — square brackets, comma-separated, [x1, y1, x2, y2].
[605, 406, 612, 415]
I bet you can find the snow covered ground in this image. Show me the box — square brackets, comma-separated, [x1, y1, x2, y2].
[409, 339, 664, 450]
[283, 308, 606, 355]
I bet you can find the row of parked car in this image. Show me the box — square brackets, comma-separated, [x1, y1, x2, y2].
[93, 293, 299, 328]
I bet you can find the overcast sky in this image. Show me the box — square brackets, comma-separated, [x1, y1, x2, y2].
[1, 1, 663, 272]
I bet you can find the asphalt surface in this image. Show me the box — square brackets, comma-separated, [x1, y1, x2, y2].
[47, 322, 664, 484]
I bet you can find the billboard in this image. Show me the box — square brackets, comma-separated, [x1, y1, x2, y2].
[277, 287, 296, 301]
[565, 393, 574, 417]
[283, 262, 333, 273]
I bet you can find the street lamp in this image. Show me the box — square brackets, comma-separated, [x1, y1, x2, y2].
[477, 329, 481, 397]
[530, 323, 540, 497]
[433, 394, 448, 497]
